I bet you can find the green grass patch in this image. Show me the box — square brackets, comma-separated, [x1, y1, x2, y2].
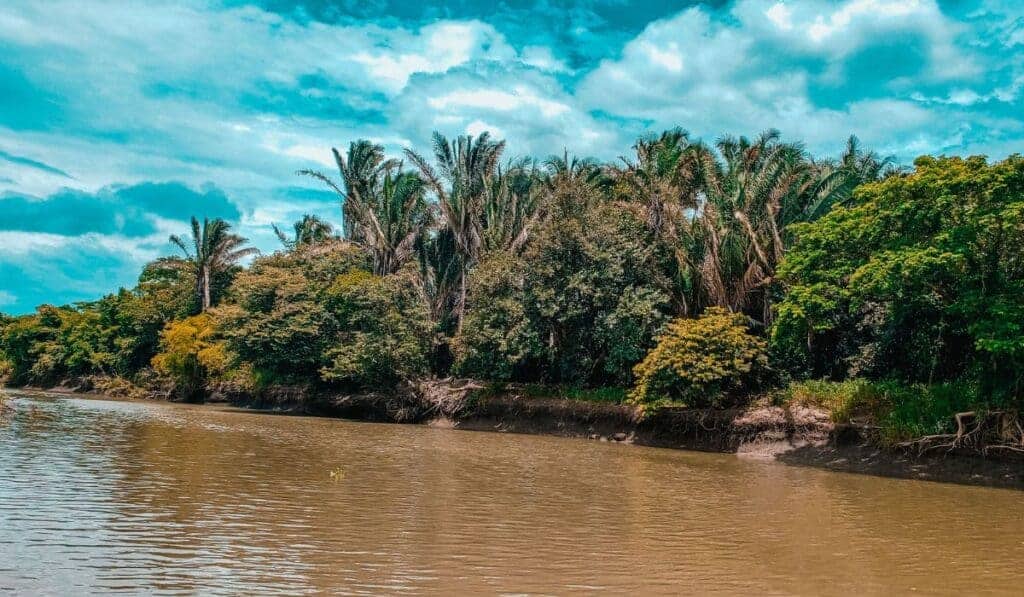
[778, 378, 983, 445]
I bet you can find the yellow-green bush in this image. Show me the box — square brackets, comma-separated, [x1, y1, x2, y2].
[630, 307, 767, 406]
[151, 313, 229, 401]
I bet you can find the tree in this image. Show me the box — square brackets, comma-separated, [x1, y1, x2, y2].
[273, 214, 337, 249]
[481, 158, 542, 254]
[773, 155, 1024, 405]
[301, 141, 430, 276]
[454, 203, 671, 385]
[405, 131, 506, 330]
[217, 241, 369, 381]
[320, 267, 432, 389]
[169, 216, 258, 312]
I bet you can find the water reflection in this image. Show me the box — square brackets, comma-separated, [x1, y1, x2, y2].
[1, 390, 1022, 595]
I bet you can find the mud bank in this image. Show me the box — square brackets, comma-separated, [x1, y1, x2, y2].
[13, 380, 1024, 489]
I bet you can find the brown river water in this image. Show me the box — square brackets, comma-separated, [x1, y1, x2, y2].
[1, 389, 1022, 595]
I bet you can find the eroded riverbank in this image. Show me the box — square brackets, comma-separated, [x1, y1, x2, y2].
[17, 380, 1022, 489]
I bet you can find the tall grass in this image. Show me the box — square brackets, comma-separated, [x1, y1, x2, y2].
[779, 379, 981, 445]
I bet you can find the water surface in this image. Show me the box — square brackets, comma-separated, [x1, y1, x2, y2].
[1, 390, 1022, 595]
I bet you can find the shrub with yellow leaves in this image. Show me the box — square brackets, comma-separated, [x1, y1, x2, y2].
[151, 313, 229, 401]
[630, 307, 768, 407]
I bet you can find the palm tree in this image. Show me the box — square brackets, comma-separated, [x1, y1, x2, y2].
[169, 216, 258, 312]
[691, 130, 838, 324]
[614, 129, 698, 235]
[405, 131, 506, 330]
[608, 131, 708, 315]
[482, 158, 542, 254]
[300, 140, 430, 275]
[299, 140, 398, 241]
[543, 150, 608, 219]
[273, 214, 336, 249]
[366, 168, 430, 275]
[800, 135, 899, 221]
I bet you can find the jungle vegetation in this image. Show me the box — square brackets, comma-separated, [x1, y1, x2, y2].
[2, 129, 1022, 444]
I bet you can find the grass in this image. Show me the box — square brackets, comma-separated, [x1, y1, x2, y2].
[778, 378, 983, 445]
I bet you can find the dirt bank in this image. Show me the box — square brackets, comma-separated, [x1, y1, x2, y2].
[13, 379, 1024, 489]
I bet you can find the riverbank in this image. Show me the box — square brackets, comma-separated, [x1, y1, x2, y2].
[12, 377, 1022, 489]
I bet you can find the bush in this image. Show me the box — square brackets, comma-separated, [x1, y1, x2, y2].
[151, 314, 229, 401]
[630, 307, 768, 407]
[319, 267, 432, 389]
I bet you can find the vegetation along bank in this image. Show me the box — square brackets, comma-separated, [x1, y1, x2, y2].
[3, 128, 1023, 484]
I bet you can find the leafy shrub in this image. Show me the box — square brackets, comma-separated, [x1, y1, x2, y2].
[319, 267, 432, 389]
[151, 314, 229, 401]
[630, 308, 768, 406]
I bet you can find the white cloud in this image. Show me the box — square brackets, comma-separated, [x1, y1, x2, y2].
[521, 46, 569, 72]
[577, 0, 1000, 159]
[465, 119, 503, 138]
[765, 3, 794, 30]
[427, 87, 570, 118]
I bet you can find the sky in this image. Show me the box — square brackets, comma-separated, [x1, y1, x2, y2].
[0, 0, 1022, 314]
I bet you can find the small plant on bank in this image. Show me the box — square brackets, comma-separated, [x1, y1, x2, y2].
[629, 307, 768, 407]
[778, 378, 984, 445]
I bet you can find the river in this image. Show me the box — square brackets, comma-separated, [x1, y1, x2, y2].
[1, 390, 1022, 595]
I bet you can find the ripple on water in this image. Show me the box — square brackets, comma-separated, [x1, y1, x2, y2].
[1, 390, 1023, 595]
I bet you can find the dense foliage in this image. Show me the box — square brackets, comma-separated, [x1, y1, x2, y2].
[151, 314, 229, 401]
[1, 128, 1020, 439]
[774, 156, 1024, 408]
[630, 308, 768, 407]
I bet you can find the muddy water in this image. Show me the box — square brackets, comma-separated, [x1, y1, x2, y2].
[1, 390, 1022, 595]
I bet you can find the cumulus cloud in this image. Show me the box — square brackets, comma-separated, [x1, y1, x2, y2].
[578, 0, 1020, 156]
[0, 182, 241, 237]
[0, 0, 1022, 311]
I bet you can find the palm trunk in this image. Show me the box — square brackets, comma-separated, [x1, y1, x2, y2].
[202, 266, 211, 311]
[457, 266, 467, 333]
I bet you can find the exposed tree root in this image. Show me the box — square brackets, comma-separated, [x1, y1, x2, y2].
[898, 411, 1024, 457]
[417, 378, 485, 417]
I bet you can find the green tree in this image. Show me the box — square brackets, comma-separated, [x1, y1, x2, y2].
[273, 214, 337, 249]
[320, 267, 432, 389]
[774, 155, 1024, 404]
[217, 241, 369, 382]
[406, 132, 506, 331]
[169, 217, 258, 312]
[455, 203, 671, 385]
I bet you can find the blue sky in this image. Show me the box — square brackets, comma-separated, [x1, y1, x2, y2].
[0, 0, 1022, 313]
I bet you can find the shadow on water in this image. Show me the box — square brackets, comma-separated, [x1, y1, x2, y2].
[774, 442, 1024, 490]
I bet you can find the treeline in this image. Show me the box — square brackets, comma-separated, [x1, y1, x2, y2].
[2, 129, 1022, 443]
